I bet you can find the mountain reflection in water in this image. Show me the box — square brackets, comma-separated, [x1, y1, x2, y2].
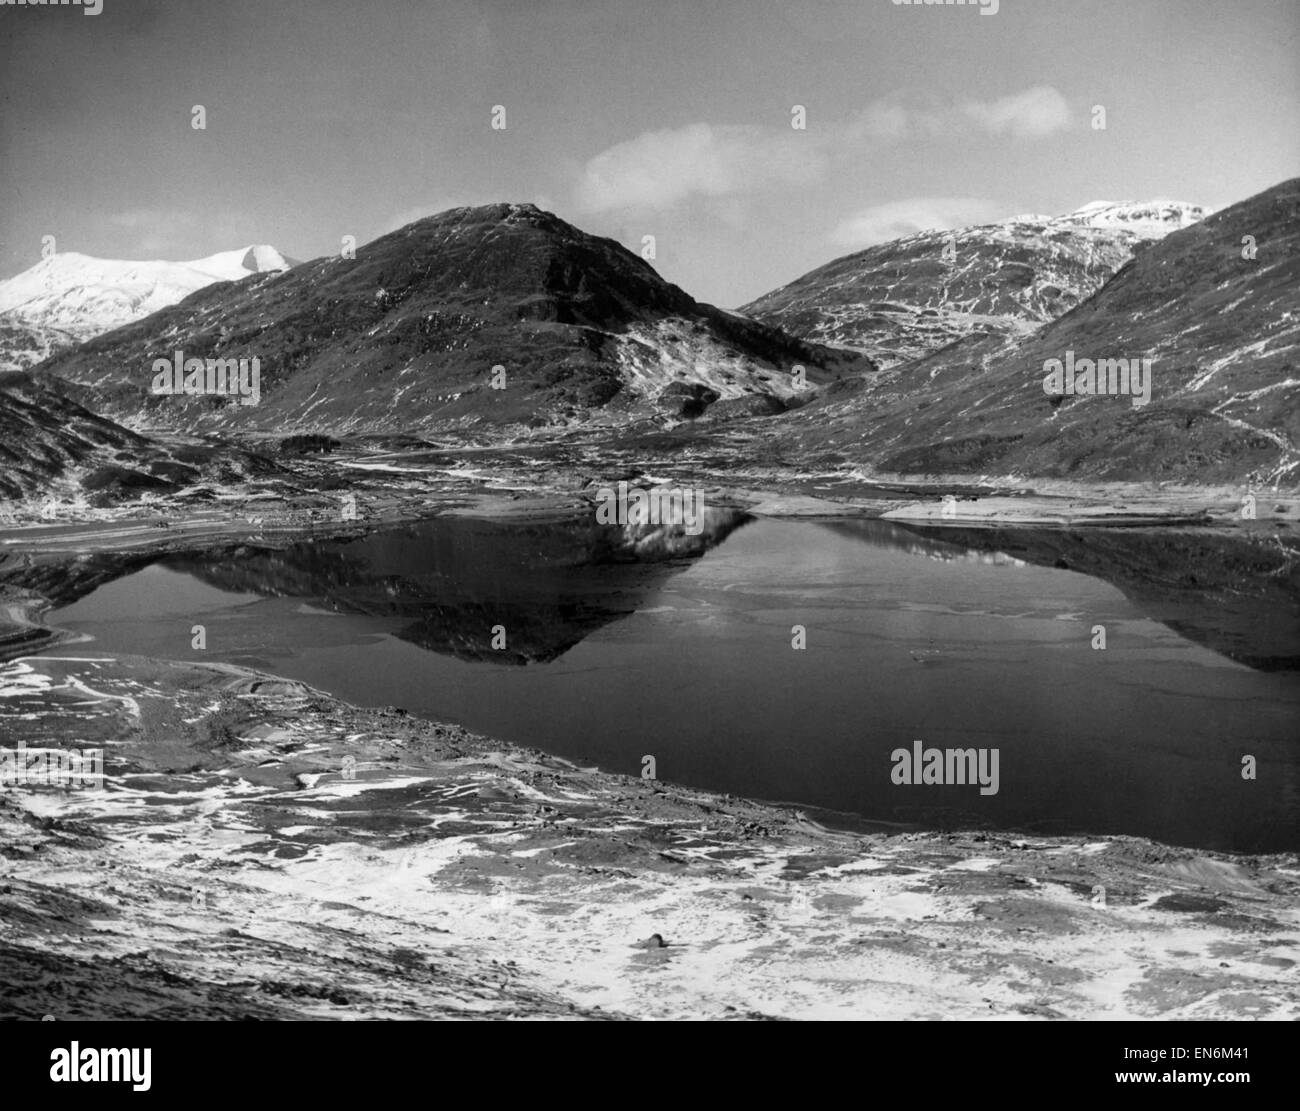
[34, 513, 1300, 852]
[161, 509, 754, 664]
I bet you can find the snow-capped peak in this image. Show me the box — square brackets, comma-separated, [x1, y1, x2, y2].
[994, 199, 1208, 242]
[183, 245, 291, 281]
[0, 244, 292, 344]
[1053, 200, 1210, 238]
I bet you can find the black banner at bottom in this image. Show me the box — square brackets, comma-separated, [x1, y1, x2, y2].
[0, 1018, 1286, 1098]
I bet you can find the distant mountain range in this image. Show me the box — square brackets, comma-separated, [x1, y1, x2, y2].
[770, 179, 1298, 484]
[741, 201, 1209, 368]
[10, 182, 1296, 491]
[34, 204, 871, 433]
[0, 246, 293, 372]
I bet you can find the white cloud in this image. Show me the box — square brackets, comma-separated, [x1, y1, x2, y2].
[829, 197, 1005, 250]
[960, 85, 1072, 138]
[576, 122, 825, 213]
[132, 234, 172, 254]
[101, 208, 256, 257]
[844, 94, 946, 142]
[573, 85, 1071, 215]
[851, 100, 915, 141]
[107, 208, 196, 232]
[843, 87, 1072, 142]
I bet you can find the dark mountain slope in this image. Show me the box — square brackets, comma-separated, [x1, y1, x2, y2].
[37, 204, 872, 434]
[0, 371, 173, 505]
[771, 178, 1299, 485]
[0, 372, 286, 510]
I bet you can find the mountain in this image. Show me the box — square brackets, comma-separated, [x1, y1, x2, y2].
[0, 246, 293, 372]
[1046, 200, 1208, 238]
[770, 178, 1298, 484]
[0, 371, 179, 505]
[0, 371, 287, 511]
[740, 200, 1209, 368]
[0, 317, 81, 375]
[33, 204, 872, 434]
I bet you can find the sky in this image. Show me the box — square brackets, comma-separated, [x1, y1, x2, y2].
[1, 0, 1297, 307]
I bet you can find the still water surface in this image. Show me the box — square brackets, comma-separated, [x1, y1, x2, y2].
[47, 515, 1299, 852]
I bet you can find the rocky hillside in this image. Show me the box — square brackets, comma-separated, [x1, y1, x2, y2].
[36, 204, 872, 434]
[0, 372, 162, 505]
[770, 179, 1297, 485]
[0, 246, 292, 372]
[0, 371, 286, 511]
[0, 318, 82, 375]
[741, 201, 1207, 368]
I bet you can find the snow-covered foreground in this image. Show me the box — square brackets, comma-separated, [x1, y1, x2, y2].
[0, 651, 1295, 1020]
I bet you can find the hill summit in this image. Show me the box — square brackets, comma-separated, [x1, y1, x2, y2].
[38, 204, 871, 433]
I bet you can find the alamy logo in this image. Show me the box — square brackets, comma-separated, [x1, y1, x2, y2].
[151, 350, 261, 406]
[50, 1043, 150, 1092]
[1, 742, 104, 788]
[594, 481, 704, 536]
[1043, 351, 1152, 409]
[891, 0, 999, 14]
[1, 0, 102, 13]
[891, 740, 1000, 795]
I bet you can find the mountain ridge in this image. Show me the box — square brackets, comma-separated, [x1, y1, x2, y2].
[767, 177, 1298, 485]
[34, 203, 873, 433]
[740, 198, 1209, 368]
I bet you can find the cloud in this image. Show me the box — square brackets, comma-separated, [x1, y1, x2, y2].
[106, 208, 196, 233]
[828, 197, 1006, 250]
[849, 100, 915, 141]
[576, 122, 825, 213]
[131, 234, 173, 254]
[573, 85, 1071, 214]
[844, 86, 1072, 142]
[844, 94, 947, 142]
[101, 208, 255, 258]
[959, 85, 1072, 138]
